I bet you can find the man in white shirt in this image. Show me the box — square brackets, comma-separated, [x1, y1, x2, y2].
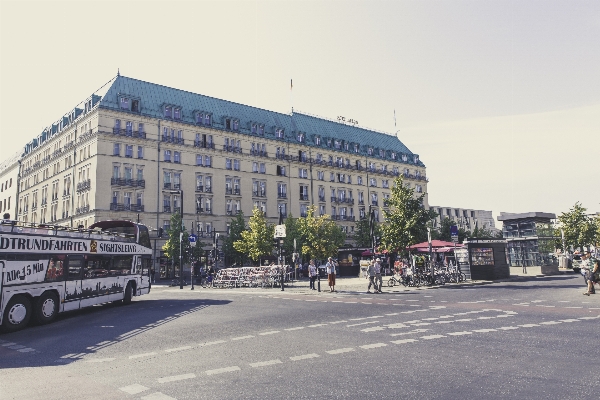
[308, 259, 318, 290]
[326, 257, 337, 292]
[374, 258, 383, 293]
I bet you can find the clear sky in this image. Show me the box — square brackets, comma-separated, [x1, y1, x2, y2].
[1, 0, 598, 223]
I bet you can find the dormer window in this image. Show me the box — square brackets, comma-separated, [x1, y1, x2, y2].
[344, 142, 349, 151]
[327, 139, 332, 148]
[402, 154, 408, 162]
[196, 112, 203, 124]
[334, 140, 341, 149]
[204, 113, 212, 125]
[173, 108, 181, 120]
[131, 100, 139, 112]
[367, 147, 373, 156]
[164, 106, 172, 119]
[414, 155, 419, 163]
[379, 149, 385, 158]
[120, 97, 130, 110]
[297, 132, 305, 143]
[275, 128, 284, 139]
[315, 136, 321, 145]
[251, 123, 257, 134]
[258, 124, 264, 135]
[391, 152, 396, 160]
[354, 144, 359, 153]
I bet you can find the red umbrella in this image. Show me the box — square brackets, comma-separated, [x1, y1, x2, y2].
[407, 240, 457, 249]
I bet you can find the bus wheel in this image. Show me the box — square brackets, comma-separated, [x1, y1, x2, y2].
[123, 283, 133, 305]
[35, 292, 59, 325]
[2, 295, 32, 332]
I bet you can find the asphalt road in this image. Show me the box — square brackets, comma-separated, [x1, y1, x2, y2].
[1, 274, 599, 400]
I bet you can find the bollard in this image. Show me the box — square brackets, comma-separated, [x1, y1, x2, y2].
[317, 272, 321, 292]
[281, 268, 285, 291]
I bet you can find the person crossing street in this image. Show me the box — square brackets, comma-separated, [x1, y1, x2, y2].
[374, 258, 383, 293]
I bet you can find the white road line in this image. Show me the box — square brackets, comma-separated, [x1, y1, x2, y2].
[391, 339, 418, 344]
[205, 366, 241, 376]
[434, 321, 454, 324]
[385, 313, 399, 316]
[412, 323, 431, 326]
[539, 321, 562, 325]
[1, 342, 16, 347]
[422, 318, 439, 321]
[477, 317, 495, 320]
[308, 323, 328, 328]
[565, 306, 583, 309]
[326, 348, 355, 354]
[421, 335, 446, 340]
[519, 324, 540, 328]
[231, 335, 255, 341]
[473, 329, 497, 333]
[85, 358, 115, 363]
[250, 359, 282, 368]
[7, 345, 25, 350]
[454, 318, 473, 322]
[446, 331, 473, 336]
[349, 317, 368, 321]
[497, 326, 519, 330]
[259, 331, 280, 335]
[284, 327, 305, 331]
[157, 373, 196, 383]
[559, 319, 580, 322]
[329, 320, 348, 324]
[332, 301, 343, 303]
[345, 301, 358, 304]
[347, 321, 378, 327]
[119, 384, 149, 395]
[362, 302, 372, 304]
[129, 352, 157, 359]
[290, 353, 320, 361]
[17, 348, 35, 353]
[579, 316, 600, 320]
[165, 346, 192, 353]
[200, 340, 227, 347]
[141, 392, 177, 400]
[360, 343, 387, 349]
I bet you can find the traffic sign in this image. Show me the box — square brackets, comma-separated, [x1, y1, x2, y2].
[274, 224, 286, 238]
[450, 225, 459, 237]
[189, 234, 197, 242]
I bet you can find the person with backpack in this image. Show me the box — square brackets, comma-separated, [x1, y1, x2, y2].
[325, 257, 337, 292]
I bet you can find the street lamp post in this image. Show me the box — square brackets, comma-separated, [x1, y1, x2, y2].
[170, 189, 184, 289]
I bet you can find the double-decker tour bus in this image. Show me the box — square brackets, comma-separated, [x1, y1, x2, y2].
[0, 219, 152, 332]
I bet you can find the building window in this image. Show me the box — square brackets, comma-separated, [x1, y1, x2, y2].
[204, 114, 212, 125]
[125, 145, 133, 158]
[317, 171, 324, 180]
[226, 159, 232, 170]
[113, 143, 121, 156]
[126, 121, 133, 135]
[174, 151, 181, 163]
[258, 125, 264, 135]
[416, 185, 422, 193]
[367, 148, 373, 155]
[297, 132, 305, 143]
[276, 165, 286, 176]
[299, 168, 308, 178]
[120, 97, 129, 110]
[196, 154, 203, 166]
[275, 128, 284, 139]
[330, 172, 335, 182]
[370, 178, 377, 187]
[299, 185, 308, 201]
[164, 106, 172, 119]
[137, 146, 144, 159]
[205, 176, 212, 192]
[233, 159, 240, 171]
[382, 180, 389, 188]
[164, 150, 171, 162]
[278, 183, 287, 198]
[137, 168, 144, 181]
[259, 163, 266, 174]
[173, 108, 181, 120]
[205, 156, 212, 167]
[252, 162, 258, 173]
[315, 136, 321, 145]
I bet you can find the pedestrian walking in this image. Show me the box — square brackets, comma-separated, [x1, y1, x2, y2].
[326, 257, 337, 292]
[582, 254, 598, 296]
[366, 260, 377, 293]
[308, 259, 318, 290]
[150, 268, 155, 283]
[374, 258, 383, 293]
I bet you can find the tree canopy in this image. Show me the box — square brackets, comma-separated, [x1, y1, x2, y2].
[162, 213, 191, 266]
[556, 202, 599, 252]
[297, 205, 345, 261]
[380, 177, 437, 253]
[233, 208, 274, 263]
[354, 216, 381, 248]
[222, 212, 247, 267]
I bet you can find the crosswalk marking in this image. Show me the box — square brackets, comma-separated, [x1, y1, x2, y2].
[120, 384, 149, 394]
[391, 339, 418, 344]
[446, 331, 472, 336]
[519, 324, 540, 328]
[231, 335, 255, 341]
[141, 392, 177, 400]
[326, 347, 355, 354]
[259, 331, 280, 335]
[497, 326, 519, 330]
[157, 373, 196, 383]
[129, 352, 157, 359]
[250, 359, 283, 368]
[421, 335, 446, 340]
[473, 329, 497, 333]
[205, 366, 241, 375]
[360, 343, 387, 349]
[290, 353, 320, 361]
[165, 346, 192, 353]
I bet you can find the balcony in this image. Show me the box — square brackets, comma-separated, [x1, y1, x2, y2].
[110, 203, 144, 212]
[300, 194, 309, 201]
[225, 188, 233, 195]
[112, 128, 146, 139]
[253, 190, 267, 198]
[233, 188, 240, 195]
[196, 207, 203, 214]
[111, 178, 145, 188]
[318, 196, 326, 202]
[162, 136, 185, 145]
[358, 199, 365, 205]
[163, 205, 171, 213]
[75, 205, 90, 215]
[77, 179, 91, 192]
[371, 201, 379, 206]
[194, 140, 215, 149]
[196, 185, 204, 192]
[205, 187, 212, 193]
[226, 209, 233, 215]
[164, 182, 172, 189]
[278, 193, 287, 199]
[330, 197, 338, 203]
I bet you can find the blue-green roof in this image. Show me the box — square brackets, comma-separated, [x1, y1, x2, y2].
[99, 75, 424, 167]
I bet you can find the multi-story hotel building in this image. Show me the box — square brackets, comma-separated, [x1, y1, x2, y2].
[15, 74, 428, 262]
[0, 152, 20, 219]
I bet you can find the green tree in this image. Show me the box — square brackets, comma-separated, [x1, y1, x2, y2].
[556, 202, 595, 252]
[354, 217, 381, 248]
[380, 177, 438, 254]
[297, 205, 345, 261]
[282, 215, 305, 262]
[233, 208, 274, 264]
[162, 212, 191, 267]
[222, 212, 247, 267]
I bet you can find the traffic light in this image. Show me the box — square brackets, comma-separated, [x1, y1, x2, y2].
[373, 236, 381, 248]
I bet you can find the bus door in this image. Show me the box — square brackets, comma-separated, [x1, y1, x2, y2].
[64, 255, 83, 312]
[138, 256, 151, 294]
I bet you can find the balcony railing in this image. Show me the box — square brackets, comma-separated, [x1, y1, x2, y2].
[111, 178, 145, 188]
[75, 205, 90, 215]
[196, 185, 204, 192]
[318, 196, 326, 202]
[253, 191, 267, 198]
[161, 136, 185, 145]
[300, 194, 309, 201]
[164, 182, 172, 189]
[205, 187, 212, 193]
[112, 128, 146, 139]
[194, 140, 215, 149]
[163, 205, 171, 213]
[110, 203, 144, 212]
[77, 179, 91, 192]
[278, 193, 287, 199]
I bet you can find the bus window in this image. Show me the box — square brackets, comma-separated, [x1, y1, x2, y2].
[67, 256, 84, 279]
[138, 225, 151, 249]
[142, 258, 152, 276]
[113, 256, 133, 275]
[45, 256, 65, 282]
[85, 255, 111, 278]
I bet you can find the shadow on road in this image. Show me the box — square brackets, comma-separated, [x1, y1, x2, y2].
[0, 297, 231, 368]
